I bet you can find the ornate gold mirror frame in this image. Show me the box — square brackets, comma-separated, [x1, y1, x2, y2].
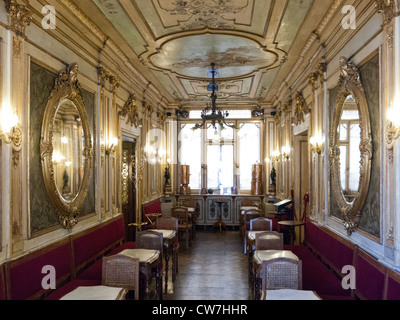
[330, 57, 372, 236]
[40, 63, 93, 231]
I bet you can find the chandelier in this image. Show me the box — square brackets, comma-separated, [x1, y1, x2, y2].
[193, 63, 236, 130]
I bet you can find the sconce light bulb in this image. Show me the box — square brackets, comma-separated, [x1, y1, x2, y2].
[1, 108, 18, 133]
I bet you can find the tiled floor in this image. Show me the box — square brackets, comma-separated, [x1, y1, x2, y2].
[164, 230, 252, 300]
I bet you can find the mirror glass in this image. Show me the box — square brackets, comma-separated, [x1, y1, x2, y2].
[52, 99, 84, 202]
[338, 95, 361, 204]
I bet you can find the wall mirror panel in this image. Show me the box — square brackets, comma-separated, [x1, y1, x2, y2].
[53, 99, 85, 202]
[40, 63, 93, 231]
[330, 57, 372, 235]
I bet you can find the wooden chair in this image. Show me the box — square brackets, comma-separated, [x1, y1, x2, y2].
[156, 216, 179, 285]
[250, 217, 273, 232]
[135, 231, 164, 300]
[102, 255, 140, 300]
[241, 208, 262, 240]
[255, 231, 284, 251]
[179, 199, 198, 240]
[248, 231, 283, 287]
[171, 206, 192, 249]
[261, 258, 303, 291]
[244, 217, 273, 254]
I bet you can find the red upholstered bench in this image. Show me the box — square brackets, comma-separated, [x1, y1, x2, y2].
[305, 220, 356, 277]
[354, 247, 386, 300]
[385, 268, 400, 300]
[72, 216, 126, 277]
[0, 263, 6, 300]
[76, 241, 137, 281]
[143, 199, 162, 229]
[282, 220, 356, 300]
[4, 238, 74, 300]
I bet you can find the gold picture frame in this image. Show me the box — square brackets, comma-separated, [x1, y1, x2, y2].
[330, 57, 372, 236]
[40, 63, 93, 231]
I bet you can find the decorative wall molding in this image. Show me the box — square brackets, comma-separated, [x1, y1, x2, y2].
[375, 0, 400, 25]
[293, 92, 309, 126]
[4, 0, 32, 37]
[119, 94, 140, 128]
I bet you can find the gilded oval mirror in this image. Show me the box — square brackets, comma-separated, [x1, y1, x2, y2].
[330, 57, 372, 235]
[52, 99, 85, 202]
[41, 63, 93, 231]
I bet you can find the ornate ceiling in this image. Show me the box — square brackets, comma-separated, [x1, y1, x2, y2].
[70, 0, 335, 109]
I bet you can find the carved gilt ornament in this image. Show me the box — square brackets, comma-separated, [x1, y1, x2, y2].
[119, 94, 140, 128]
[293, 92, 309, 126]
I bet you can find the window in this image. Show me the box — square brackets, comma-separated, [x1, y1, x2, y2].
[179, 118, 262, 193]
[339, 110, 361, 196]
[238, 123, 261, 190]
[179, 124, 202, 189]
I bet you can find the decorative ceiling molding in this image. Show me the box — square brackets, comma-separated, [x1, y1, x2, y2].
[275, 0, 344, 105]
[152, 0, 254, 30]
[59, 0, 165, 103]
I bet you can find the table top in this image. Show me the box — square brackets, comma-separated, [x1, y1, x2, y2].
[60, 286, 127, 300]
[254, 250, 298, 265]
[278, 220, 306, 227]
[263, 289, 321, 301]
[248, 231, 279, 242]
[119, 249, 160, 263]
[152, 229, 176, 240]
[240, 206, 259, 213]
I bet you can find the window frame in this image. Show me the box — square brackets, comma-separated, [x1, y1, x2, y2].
[178, 118, 263, 195]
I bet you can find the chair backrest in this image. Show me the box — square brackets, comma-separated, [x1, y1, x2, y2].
[156, 216, 178, 232]
[243, 209, 262, 224]
[102, 255, 139, 299]
[262, 258, 302, 291]
[250, 217, 272, 231]
[255, 231, 284, 250]
[179, 199, 195, 208]
[136, 231, 163, 253]
[241, 199, 254, 207]
[171, 206, 189, 225]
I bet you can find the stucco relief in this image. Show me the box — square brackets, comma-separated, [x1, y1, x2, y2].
[152, 0, 254, 29]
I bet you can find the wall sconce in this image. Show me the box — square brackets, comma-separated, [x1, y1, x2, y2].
[386, 106, 400, 144]
[144, 144, 167, 164]
[0, 108, 21, 149]
[52, 151, 66, 165]
[310, 135, 324, 155]
[282, 146, 291, 160]
[271, 150, 281, 162]
[105, 137, 118, 156]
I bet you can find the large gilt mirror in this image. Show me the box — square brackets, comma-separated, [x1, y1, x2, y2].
[40, 63, 93, 231]
[330, 57, 372, 236]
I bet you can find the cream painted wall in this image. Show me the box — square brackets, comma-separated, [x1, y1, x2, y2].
[0, 1, 167, 262]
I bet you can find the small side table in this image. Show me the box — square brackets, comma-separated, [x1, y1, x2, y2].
[211, 198, 228, 232]
[278, 220, 306, 245]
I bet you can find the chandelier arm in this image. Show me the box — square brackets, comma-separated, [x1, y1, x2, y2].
[222, 117, 237, 129]
[193, 118, 206, 130]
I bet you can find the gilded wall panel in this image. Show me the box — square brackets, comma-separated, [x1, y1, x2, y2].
[358, 54, 381, 239]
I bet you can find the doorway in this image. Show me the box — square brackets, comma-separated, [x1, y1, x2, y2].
[293, 131, 309, 244]
[121, 137, 137, 242]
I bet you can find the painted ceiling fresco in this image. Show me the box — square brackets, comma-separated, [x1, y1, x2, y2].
[71, 0, 333, 109]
